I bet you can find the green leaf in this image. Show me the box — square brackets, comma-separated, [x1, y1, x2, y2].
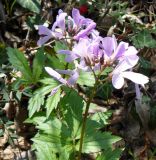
[91, 111, 112, 126]
[33, 133, 70, 160]
[82, 131, 121, 153]
[0, 43, 7, 65]
[131, 30, 156, 48]
[26, 15, 45, 30]
[33, 134, 62, 154]
[46, 89, 61, 118]
[34, 117, 72, 148]
[101, 67, 113, 76]
[77, 71, 95, 87]
[54, 41, 68, 52]
[61, 88, 84, 138]
[139, 57, 151, 69]
[139, 57, 151, 76]
[34, 83, 58, 95]
[28, 93, 45, 117]
[32, 117, 71, 159]
[0, 129, 4, 137]
[97, 82, 113, 100]
[54, 41, 69, 64]
[79, 119, 121, 153]
[149, 101, 156, 129]
[7, 47, 32, 82]
[39, 78, 58, 85]
[47, 54, 66, 70]
[36, 117, 62, 135]
[32, 49, 45, 82]
[28, 83, 58, 117]
[97, 148, 122, 160]
[35, 144, 57, 160]
[24, 112, 47, 124]
[16, 0, 41, 13]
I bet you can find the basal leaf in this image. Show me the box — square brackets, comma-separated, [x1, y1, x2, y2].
[131, 30, 156, 48]
[7, 47, 32, 82]
[16, 0, 41, 13]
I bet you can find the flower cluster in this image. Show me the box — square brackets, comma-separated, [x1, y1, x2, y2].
[38, 8, 149, 94]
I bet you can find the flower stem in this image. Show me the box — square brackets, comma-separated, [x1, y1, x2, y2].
[78, 80, 98, 160]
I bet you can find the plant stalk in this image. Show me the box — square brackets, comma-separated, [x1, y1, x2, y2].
[78, 80, 98, 160]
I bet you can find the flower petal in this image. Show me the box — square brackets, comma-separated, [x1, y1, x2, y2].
[74, 22, 96, 40]
[125, 55, 139, 66]
[45, 67, 67, 84]
[113, 42, 128, 59]
[113, 60, 134, 74]
[102, 37, 116, 57]
[125, 46, 138, 56]
[52, 10, 67, 31]
[67, 71, 79, 85]
[56, 69, 74, 75]
[37, 25, 54, 46]
[58, 50, 79, 62]
[38, 25, 53, 36]
[65, 54, 78, 62]
[122, 71, 149, 86]
[72, 8, 81, 25]
[112, 73, 124, 89]
[37, 36, 52, 46]
[57, 50, 72, 55]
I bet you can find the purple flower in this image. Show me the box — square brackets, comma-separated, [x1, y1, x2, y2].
[58, 38, 102, 71]
[72, 8, 96, 40]
[45, 67, 79, 95]
[101, 35, 138, 66]
[37, 8, 96, 46]
[37, 10, 67, 46]
[37, 25, 62, 46]
[52, 8, 96, 40]
[112, 60, 149, 89]
[52, 10, 67, 36]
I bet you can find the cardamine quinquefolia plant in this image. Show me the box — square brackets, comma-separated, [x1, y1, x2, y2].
[37, 8, 149, 160]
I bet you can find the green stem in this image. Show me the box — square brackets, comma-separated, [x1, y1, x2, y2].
[10, 0, 16, 15]
[78, 80, 98, 160]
